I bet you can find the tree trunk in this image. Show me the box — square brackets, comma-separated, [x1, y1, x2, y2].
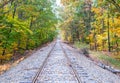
[107, 4, 111, 52]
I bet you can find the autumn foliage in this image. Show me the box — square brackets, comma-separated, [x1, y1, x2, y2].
[0, 0, 57, 62]
[60, 0, 120, 55]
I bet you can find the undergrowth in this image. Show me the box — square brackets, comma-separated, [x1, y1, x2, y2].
[74, 41, 120, 69]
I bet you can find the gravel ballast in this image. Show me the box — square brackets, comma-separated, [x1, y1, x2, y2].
[0, 40, 120, 83]
[62, 42, 120, 83]
[0, 42, 55, 83]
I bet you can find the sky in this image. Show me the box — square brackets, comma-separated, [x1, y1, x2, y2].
[51, 0, 62, 18]
[56, 0, 62, 6]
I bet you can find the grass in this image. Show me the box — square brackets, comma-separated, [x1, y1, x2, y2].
[74, 41, 90, 49]
[74, 41, 120, 69]
[90, 51, 120, 69]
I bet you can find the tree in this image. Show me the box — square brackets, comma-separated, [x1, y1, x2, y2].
[0, 0, 57, 62]
[60, 0, 120, 54]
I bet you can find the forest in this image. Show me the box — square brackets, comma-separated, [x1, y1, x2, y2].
[60, 0, 120, 54]
[58, 0, 120, 68]
[0, 0, 57, 62]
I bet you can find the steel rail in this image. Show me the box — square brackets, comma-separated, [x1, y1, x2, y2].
[60, 42, 82, 83]
[32, 42, 56, 83]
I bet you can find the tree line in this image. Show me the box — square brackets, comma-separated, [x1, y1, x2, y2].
[60, 0, 120, 54]
[0, 0, 57, 62]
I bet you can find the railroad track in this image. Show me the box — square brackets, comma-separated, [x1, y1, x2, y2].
[60, 42, 82, 83]
[0, 40, 119, 83]
[32, 42, 56, 83]
[32, 41, 83, 83]
[61, 43, 102, 83]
